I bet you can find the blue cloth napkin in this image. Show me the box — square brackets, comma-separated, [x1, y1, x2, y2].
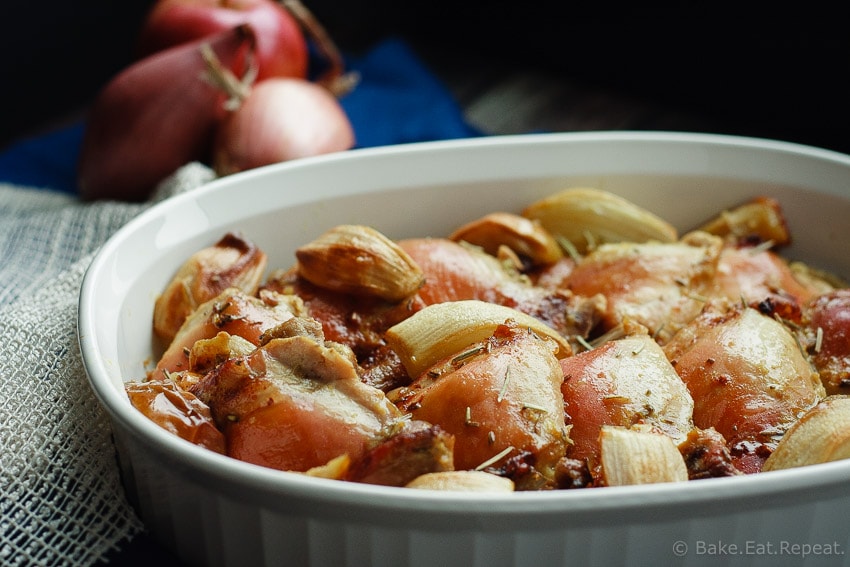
[0, 37, 481, 196]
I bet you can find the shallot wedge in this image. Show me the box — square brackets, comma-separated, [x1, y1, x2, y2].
[405, 470, 515, 492]
[295, 224, 424, 302]
[449, 212, 563, 269]
[559, 332, 694, 478]
[697, 196, 791, 246]
[598, 426, 689, 486]
[154, 232, 268, 345]
[522, 187, 678, 254]
[385, 299, 572, 380]
[191, 333, 405, 472]
[762, 395, 850, 471]
[663, 301, 825, 473]
[390, 320, 569, 487]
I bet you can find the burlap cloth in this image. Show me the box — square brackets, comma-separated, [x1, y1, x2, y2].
[0, 163, 216, 566]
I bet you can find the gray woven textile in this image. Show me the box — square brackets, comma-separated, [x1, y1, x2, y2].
[0, 164, 216, 566]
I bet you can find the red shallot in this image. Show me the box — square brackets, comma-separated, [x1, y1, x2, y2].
[77, 25, 256, 201]
[135, 0, 309, 82]
[212, 77, 355, 176]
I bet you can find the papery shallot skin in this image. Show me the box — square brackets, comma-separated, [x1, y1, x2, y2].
[191, 334, 404, 472]
[391, 321, 569, 483]
[663, 301, 825, 473]
[153, 288, 303, 376]
[559, 332, 694, 476]
[562, 232, 723, 344]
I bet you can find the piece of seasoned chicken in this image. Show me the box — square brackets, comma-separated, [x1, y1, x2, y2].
[261, 269, 416, 391]
[344, 420, 455, 486]
[153, 232, 267, 345]
[190, 330, 406, 473]
[390, 320, 569, 487]
[709, 245, 821, 321]
[399, 237, 606, 344]
[559, 330, 694, 480]
[663, 300, 825, 473]
[153, 288, 304, 376]
[562, 231, 723, 344]
[677, 427, 742, 480]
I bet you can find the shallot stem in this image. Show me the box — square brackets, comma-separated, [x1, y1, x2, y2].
[279, 0, 359, 96]
[200, 39, 257, 110]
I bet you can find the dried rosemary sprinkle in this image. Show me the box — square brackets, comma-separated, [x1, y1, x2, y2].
[790, 329, 809, 362]
[475, 445, 515, 471]
[582, 229, 597, 252]
[591, 324, 627, 347]
[748, 239, 776, 255]
[556, 235, 583, 263]
[575, 335, 593, 352]
[465, 406, 480, 427]
[497, 366, 511, 402]
[684, 291, 710, 303]
[452, 346, 485, 365]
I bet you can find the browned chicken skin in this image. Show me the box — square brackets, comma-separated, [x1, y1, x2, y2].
[391, 321, 569, 485]
[663, 301, 824, 473]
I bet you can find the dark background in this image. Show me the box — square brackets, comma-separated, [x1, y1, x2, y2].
[3, 5, 849, 154]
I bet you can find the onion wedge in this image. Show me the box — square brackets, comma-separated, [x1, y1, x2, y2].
[385, 299, 571, 379]
[599, 426, 688, 486]
[762, 396, 850, 471]
[405, 470, 514, 492]
[522, 187, 677, 254]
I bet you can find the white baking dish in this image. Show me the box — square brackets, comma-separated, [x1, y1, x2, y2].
[79, 132, 850, 567]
